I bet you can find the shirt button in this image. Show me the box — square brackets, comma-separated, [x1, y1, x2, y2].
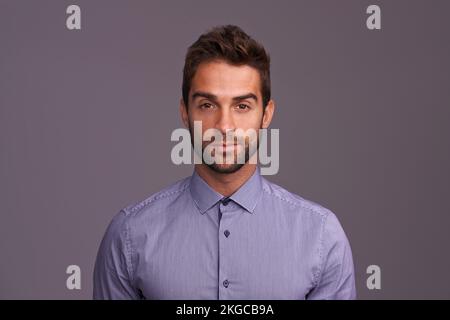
[224, 230, 230, 237]
[221, 197, 230, 206]
[223, 280, 229, 288]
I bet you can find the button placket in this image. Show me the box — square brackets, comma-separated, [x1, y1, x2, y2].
[217, 200, 245, 298]
[218, 202, 233, 298]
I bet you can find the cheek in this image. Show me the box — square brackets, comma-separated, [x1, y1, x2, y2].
[188, 114, 212, 133]
[234, 112, 263, 130]
[189, 110, 214, 125]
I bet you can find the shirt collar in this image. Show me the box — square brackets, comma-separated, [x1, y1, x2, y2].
[189, 166, 264, 215]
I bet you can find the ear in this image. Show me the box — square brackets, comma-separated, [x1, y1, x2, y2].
[261, 99, 275, 129]
[179, 98, 189, 128]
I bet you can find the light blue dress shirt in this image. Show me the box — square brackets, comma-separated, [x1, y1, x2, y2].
[93, 166, 356, 299]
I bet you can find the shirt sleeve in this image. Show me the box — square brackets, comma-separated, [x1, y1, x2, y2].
[306, 211, 356, 300]
[93, 209, 140, 300]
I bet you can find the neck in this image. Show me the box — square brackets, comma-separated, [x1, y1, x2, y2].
[195, 163, 257, 197]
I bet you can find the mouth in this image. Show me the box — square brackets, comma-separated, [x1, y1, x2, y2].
[209, 144, 239, 152]
[211, 143, 237, 147]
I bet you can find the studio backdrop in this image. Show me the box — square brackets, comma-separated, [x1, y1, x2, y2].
[1, 0, 449, 299]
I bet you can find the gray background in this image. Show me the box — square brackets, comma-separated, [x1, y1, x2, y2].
[1, 0, 449, 299]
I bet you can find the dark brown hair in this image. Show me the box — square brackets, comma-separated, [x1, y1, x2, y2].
[182, 25, 271, 109]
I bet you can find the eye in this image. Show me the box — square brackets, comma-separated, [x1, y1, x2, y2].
[236, 104, 250, 110]
[199, 102, 214, 110]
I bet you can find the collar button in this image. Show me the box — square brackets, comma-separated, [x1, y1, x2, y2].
[221, 197, 231, 206]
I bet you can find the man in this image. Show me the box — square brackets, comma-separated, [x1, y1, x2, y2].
[93, 25, 356, 299]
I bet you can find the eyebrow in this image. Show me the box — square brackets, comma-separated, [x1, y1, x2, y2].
[191, 91, 258, 103]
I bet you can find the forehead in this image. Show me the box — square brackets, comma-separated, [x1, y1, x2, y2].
[190, 60, 261, 99]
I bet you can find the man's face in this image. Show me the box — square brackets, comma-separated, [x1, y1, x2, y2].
[180, 59, 274, 174]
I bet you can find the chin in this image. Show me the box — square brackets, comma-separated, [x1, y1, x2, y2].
[207, 163, 245, 174]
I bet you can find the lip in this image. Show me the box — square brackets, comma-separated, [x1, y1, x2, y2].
[210, 144, 238, 150]
[211, 144, 237, 147]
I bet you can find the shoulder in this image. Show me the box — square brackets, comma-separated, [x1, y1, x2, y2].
[124, 176, 191, 216]
[260, 177, 349, 241]
[261, 177, 334, 222]
[101, 176, 192, 245]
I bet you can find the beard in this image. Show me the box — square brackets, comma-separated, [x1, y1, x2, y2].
[205, 143, 251, 174]
[188, 123, 261, 174]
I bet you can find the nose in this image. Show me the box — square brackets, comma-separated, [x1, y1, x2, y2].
[215, 107, 235, 137]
